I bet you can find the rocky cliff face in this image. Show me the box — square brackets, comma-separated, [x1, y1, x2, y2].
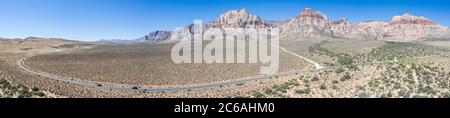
[356, 21, 389, 39]
[146, 8, 449, 42]
[382, 13, 449, 41]
[169, 9, 267, 41]
[281, 8, 331, 39]
[145, 31, 172, 41]
[211, 8, 267, 28]
[265, 19, 290, 31]
[281, 8, 449, 41]
[328, 18, 368, 39]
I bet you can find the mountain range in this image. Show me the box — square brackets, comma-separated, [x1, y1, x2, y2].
[102, 8, 450, 44]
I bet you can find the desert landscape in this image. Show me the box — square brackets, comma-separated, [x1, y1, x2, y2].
[1, 7, 449, 98]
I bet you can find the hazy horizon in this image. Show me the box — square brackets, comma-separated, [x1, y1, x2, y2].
[1, 0, 449, 41]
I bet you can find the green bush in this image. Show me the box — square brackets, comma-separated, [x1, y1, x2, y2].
[264, 88, 274, 95]
[272, 84, 289, 93]
[319, 84, 327, 90]
[304, 88, 311, 94]
[295, 89, 305, 94]
[303, 79, 309, 83]
[332, 80, 339, 84]
[18, 92, 32, 98]
[311, 77, 319, 81]
[340, 73, 352, 81]
[37, 92, 46, 97]
[347, 64, 359, 71]
[338, 54, 354, 65]
[335, 67, 345, 73]
[397, 90, 407, 97]
[0, 78, 8, 85]
[252, 91, 265, 98]
[32, 87, 39, 92]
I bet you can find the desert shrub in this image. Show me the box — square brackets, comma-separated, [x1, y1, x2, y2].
[295, 89, 305, 94]
[397, 90, 407, 97]
[438, 81, 448, 89]
[304, 88, 311, 94]
[18, 92, 32, 98]
[417, 86, 436, 95]
[340, 73, 352, 81]
[358, 92, 369, 98]
[0, 78, 8, 85]
[335, 67, 345, 73]
[332, 80, 339, 84]
[311, 77, 319, 81]
[338, 54, 354, 65]
[37, 92, 46, 97]
[264, 88, 274, 95]
[31, 87, 39, 92]
[347, 64, 358, 71]
[272, 84, 289, 93]
[252, 91, 265, 98]
[393, 83, 402, 89]
[319, 84, 327, 90]
[442, 92, 450, 98]
[303, 79, 309, 83]
[332, 85, 338, 90]
[387, 92, 393, 98]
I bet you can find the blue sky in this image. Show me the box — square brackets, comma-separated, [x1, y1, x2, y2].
[0, 0, 449, 41]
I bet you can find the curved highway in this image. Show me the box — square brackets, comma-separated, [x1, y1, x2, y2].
[17, 47, 393, 93]
[16, 45, 331, 93]
[17, 53, 329, 93]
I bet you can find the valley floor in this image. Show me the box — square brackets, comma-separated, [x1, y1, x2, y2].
[1, 39, 450, 98]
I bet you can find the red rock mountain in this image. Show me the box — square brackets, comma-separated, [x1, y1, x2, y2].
[147, 8, 449, 42]
[281, 8, 450, 41]
[281, 8, 330, 39]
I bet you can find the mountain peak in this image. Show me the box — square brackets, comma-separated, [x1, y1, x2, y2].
[280, 8, 330, 38]
[303, 8, 312, 12]
[239, 8, 248, 14]
[391, 13, 437, 26]
[331, 18, 350, 25]
[299, 8, 328, 20]
[212, 8, 266, 28]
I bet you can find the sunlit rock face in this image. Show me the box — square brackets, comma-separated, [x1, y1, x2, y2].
[211, 8, 267, 28]
[281, 8, 449, 41]
[145, 31, 172, 41]
[161, 8, 450, 42]
[382, 13, 449, 41]
[281, 8, 331, 39]
[328, 18, 368, 39]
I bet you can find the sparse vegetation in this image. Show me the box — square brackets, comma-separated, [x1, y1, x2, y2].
[0, 76, 47, 98]
[311, 77, 319, 81]
[335, 67, 345, 73]
[340, 73, 352, 81]
[252, 91, 265, 98]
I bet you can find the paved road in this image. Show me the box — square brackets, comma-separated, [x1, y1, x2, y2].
[17, 53, 327, 93]
[275, 44, 324, 69]
[16, 45, 331, 93]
